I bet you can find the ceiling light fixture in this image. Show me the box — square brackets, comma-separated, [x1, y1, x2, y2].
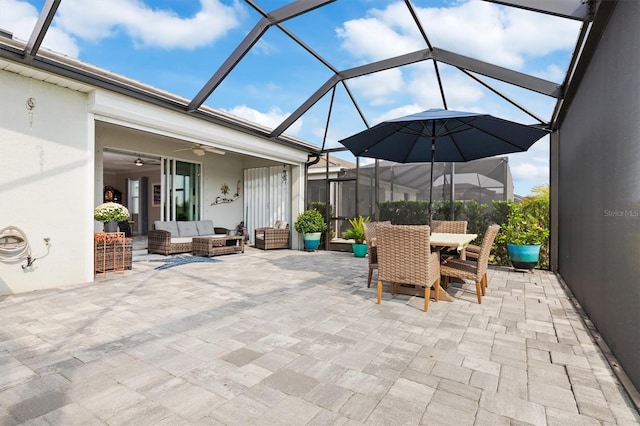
[134, 158, 144, 166]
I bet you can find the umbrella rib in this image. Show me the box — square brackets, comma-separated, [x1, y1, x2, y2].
[439, 117, 542, 155]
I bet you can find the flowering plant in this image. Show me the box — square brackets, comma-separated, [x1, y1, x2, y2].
[94, 202, 130, 222]
[220, 183, 230, 195]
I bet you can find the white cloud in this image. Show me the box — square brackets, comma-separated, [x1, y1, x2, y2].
[336, 5, 423, 61]
[222, 105, 302, 136]
[533, 63, 566, 82]
[0, 0, 242, 57]
[0, 0, 79, 56]
[0, 0, 241, 55]
[336, 0, 579, 90]
[347, 68, 405, 105]
[406, 67, 485, 109]
[511, 162, 549, 181]
[333, 0, 578, 131]
[372, 104, 423, 125]
[508, 136, 550, 195]
[54, 0, 241, 50]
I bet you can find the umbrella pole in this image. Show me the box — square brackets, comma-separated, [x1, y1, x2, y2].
[429, 137, 435, 227]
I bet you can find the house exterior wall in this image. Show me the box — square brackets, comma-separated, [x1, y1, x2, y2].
[0, 64, 313, 295]
[0, 69, 94, 294]
[558, 1, 640, 390]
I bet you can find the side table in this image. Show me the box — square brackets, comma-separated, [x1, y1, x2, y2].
[95, 232, 126, 277]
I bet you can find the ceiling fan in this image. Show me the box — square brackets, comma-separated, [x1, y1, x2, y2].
[173, 144, 225, 156]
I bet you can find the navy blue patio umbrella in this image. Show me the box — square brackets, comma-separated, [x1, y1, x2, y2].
[339, 108, 550, 225]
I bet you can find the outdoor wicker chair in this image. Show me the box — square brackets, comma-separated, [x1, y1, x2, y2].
[375, 224, 440, 312]
[463, 243, 482, 260]
[363, 221, 390, 288]
[440, 224, 500, 304]
[430, 220, 468, 234]
[254, 221, 290, 250]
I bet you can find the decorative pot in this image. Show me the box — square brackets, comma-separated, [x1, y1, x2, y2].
[103, 220, 118, 233]
[303, 232, 322, 251]
[352, 243, 367, 258]
[507, 243, 541, 270]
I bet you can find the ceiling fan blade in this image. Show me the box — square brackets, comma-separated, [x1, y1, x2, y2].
[203, 146, 225, 155]
[172, 144, 224, 156]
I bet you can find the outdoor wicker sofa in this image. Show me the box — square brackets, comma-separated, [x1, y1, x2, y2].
[148, 220, 233, 255]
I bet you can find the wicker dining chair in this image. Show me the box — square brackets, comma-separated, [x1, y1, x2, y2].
[463, 243, 482, 260]
[376, 224, 440, 312]
[440, 224, 500, 304]
[363, 221, 390, 288]
[430, 220, 468, 234]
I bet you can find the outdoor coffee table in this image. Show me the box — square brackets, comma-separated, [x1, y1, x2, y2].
[192, 235, 244, 257]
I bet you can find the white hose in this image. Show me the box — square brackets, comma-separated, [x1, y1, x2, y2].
[0, 226, 31, 262]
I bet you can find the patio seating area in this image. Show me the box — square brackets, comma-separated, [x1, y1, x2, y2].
[1, 248, 638, 425]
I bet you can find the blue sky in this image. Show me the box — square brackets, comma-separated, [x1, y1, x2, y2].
[0, 0, 582, 195]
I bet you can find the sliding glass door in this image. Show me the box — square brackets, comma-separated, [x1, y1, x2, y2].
[161, 159, 201, 221]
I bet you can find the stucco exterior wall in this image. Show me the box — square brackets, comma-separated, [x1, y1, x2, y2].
[1, 62, 313, 295]
[558, 1, 640, 390]
[0, 70, 94, 294]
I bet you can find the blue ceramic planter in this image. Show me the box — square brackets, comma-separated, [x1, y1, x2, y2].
[352, 243, 367, 257]
[303, 232, 321, 251]
[507, 243, 541, 270]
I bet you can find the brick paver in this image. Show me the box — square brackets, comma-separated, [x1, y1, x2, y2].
[0, 247, 638, 425]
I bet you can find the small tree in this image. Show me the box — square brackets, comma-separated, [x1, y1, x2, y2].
[294, 209, 327, 234]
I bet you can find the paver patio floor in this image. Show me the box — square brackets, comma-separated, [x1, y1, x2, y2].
[1, 248, 638, 425]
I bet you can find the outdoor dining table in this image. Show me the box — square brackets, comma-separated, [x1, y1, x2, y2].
[430, 232, 478, 259]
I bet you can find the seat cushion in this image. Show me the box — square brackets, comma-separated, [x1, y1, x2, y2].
[195, 220, 215, 236]
[274, 220, 288, 229]
[170, 237, 194, 244]
[154, 221, 178, 236]
[177, 221, 198, 237]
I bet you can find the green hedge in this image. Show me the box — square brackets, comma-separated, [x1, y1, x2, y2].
[378, 187, 549, 269]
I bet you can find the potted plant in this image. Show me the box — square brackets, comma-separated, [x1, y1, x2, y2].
[342, 215, 371, 257]
[94, 202, 130, 232]
[294, 209, 327, 251]
[496, 204, 549, 270]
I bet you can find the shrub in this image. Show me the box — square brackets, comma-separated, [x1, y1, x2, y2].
[294, 209, 327, 234]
